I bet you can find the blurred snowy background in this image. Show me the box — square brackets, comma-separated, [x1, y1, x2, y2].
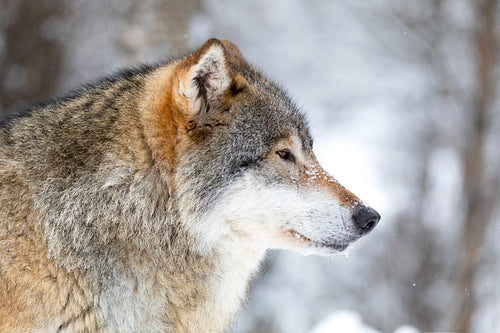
[1, 1, 499, 332]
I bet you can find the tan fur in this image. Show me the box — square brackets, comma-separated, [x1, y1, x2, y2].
[138, 63, 187, 181]
[0, 158, 94, 331]
[298, 163, 362, 208]
[268, 137, 362, 209]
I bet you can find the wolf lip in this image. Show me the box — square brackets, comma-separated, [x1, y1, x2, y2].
[317, 242, 349, 252]
[287, 230, 350, 252]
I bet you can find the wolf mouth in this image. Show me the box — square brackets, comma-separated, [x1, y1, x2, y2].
[315, 241, 349, 252]
[288, 230, 350, 252]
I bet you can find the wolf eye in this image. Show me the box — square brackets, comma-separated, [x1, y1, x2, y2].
[276, 149, 295, 163]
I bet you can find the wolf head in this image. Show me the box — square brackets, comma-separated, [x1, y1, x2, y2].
[141, 39, 380, 256]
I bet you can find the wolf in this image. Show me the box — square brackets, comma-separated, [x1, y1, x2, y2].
[0, 39, 379, 332]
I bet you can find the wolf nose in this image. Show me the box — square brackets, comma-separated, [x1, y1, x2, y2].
[353, 206, 380, 234]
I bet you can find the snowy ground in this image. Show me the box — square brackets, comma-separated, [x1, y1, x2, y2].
[310, 310, 420, 333]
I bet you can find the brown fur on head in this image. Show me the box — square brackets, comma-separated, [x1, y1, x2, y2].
[139, 39, 248, 179]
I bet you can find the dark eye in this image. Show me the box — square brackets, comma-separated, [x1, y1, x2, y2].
[276, 149, 295, 163]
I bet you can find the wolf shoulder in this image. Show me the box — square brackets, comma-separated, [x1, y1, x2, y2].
[0, 64, 164, 181]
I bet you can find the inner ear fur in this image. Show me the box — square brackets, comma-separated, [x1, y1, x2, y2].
[172, 39, 247, 130]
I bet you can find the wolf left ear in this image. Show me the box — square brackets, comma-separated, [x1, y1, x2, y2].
[174, 39, 244, 126]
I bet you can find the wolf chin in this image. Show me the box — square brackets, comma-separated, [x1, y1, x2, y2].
[0, 39, 380, 332]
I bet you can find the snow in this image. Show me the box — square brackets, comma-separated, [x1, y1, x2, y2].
[309, 310, 382, 333]
[310, 310, 420, 333]
[392, 326, 421, 333]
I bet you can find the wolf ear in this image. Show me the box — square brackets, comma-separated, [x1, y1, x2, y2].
[174, 39, 244, 125]
[220, 39, 246, 65]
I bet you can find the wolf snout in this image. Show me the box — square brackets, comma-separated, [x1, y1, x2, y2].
[352, 206, 380, 235]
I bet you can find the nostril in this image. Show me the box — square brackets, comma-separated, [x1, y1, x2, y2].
[353, 206, 380, 234]
[363, 220, 375, 232]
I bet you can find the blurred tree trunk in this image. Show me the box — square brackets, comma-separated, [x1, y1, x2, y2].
[455, 0, 498, 331]
[159, 0, 203, 51]
[119, 0, 203, 58]
[0, 0, 65, 118]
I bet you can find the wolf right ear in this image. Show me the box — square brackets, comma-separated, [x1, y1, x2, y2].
[173, 39, 246, 127]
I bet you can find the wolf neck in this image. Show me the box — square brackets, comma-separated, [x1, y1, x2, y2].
[97, 216, 265, 333]
[190, 232, 266, 332]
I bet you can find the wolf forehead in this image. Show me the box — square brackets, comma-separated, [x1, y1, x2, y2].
[223, 83, 312, 151]
[181, 65, 314, 177]
[225, 58, 313, 139]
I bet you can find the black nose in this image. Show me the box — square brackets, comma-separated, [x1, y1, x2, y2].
[353, 206, 380, 234]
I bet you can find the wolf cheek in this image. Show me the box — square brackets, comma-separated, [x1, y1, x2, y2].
[202, 159, 380, 257]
